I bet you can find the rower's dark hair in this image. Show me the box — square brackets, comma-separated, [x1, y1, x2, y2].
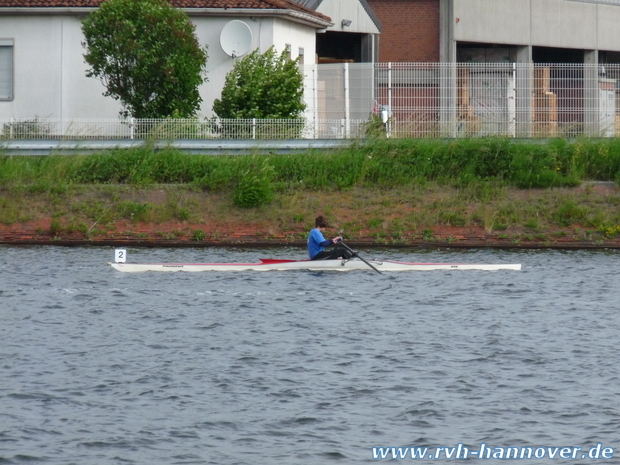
[315, 215, 329, 228]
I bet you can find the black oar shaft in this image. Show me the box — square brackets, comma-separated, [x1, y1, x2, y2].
[339, 241, 383, 275]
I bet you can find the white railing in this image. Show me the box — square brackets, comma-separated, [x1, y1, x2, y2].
[3, 62, 620, 140]
[0, 117, 369, 141]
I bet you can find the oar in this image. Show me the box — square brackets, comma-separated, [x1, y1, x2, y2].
[339, 241, 383, 275]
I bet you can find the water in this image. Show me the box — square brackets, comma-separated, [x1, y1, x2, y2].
[1, 245, 619, 464]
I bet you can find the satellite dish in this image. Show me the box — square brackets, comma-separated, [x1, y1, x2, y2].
[220, 20, 252, 58]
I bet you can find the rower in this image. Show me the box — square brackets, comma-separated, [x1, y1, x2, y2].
[307, 216, 354, 260]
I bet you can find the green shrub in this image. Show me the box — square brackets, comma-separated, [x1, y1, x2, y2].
[50, 218, 63, 236]
[212, 46, 305, 139]
[118, 201, 150, 221]
[177, 207, 190, 221]
[233, 163, 274, 208]
[192, 229, 206, 241]
[81, 0, 208, 118]
[363, 113, 389, 139]
[1, 118, 51, 140]
[554, 200, 589, 227]
[440, 210, 467, 227]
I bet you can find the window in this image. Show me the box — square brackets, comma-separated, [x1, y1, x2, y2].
[298, 47, 305, 65]
[285, 44, 291, 60]
[0, 40, 14, 101]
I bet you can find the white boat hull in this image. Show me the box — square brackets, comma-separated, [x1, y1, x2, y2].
[108, 258, 521, 273]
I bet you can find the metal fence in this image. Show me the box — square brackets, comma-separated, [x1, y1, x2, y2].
[0, 117, 369, 141]
[2, 62, 620, 140]
[307, 62, 620, 139]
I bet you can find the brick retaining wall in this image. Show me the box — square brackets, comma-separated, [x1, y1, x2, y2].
[2, 219, 619, 249]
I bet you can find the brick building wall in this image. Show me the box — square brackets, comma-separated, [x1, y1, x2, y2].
[368, 0, 440, 62]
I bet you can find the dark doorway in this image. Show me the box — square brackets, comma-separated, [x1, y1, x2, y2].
[532, 47, 584, 64]
[317, 31, 364, 63]
[457, 42, 519, 62]
[599, 51, 620, 63]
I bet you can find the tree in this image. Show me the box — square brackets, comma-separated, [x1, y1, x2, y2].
[213, 46, 306, 119]
[81, 0, 208, 119]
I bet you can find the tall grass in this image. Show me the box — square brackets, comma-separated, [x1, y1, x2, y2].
[1, 138, 620, 190]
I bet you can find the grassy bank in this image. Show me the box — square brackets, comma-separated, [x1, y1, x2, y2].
[1, 183, 620, 245]
[2, 137, 620, 189]
[1, 138, 620, 244]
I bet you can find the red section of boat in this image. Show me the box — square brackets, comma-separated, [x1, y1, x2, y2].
[140, 259, 306, 266]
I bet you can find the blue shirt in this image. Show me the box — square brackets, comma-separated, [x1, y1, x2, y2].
[307, 228, 333, 259]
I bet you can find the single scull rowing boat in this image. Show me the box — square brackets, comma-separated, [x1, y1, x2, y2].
[108, 257, 521, 272]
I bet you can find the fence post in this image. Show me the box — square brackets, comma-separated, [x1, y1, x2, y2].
[129, 117, 135, 140]
[439, 62, 457, 137]
[9, 117, 13, 139]
[507, 63, 517, 137]
[313, 65, 318, 139]
[388, 62, 392, 125]
[584, 55, 599, 136]
[515, 61, 532, 138]
[344, 62, 350, 139]
[252, 118, 256, 139]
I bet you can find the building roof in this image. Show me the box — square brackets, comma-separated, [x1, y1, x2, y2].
[292, 0, 381, 31]
[0, 0, 331, 22]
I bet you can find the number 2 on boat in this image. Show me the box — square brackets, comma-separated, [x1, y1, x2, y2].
[115, 249, 127, 263]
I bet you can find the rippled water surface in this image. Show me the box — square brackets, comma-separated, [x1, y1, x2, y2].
[1, 245, 619, 464]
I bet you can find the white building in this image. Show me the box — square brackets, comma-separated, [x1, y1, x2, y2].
[442, 0, 620, 64]
[0, 0, 337, 120]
